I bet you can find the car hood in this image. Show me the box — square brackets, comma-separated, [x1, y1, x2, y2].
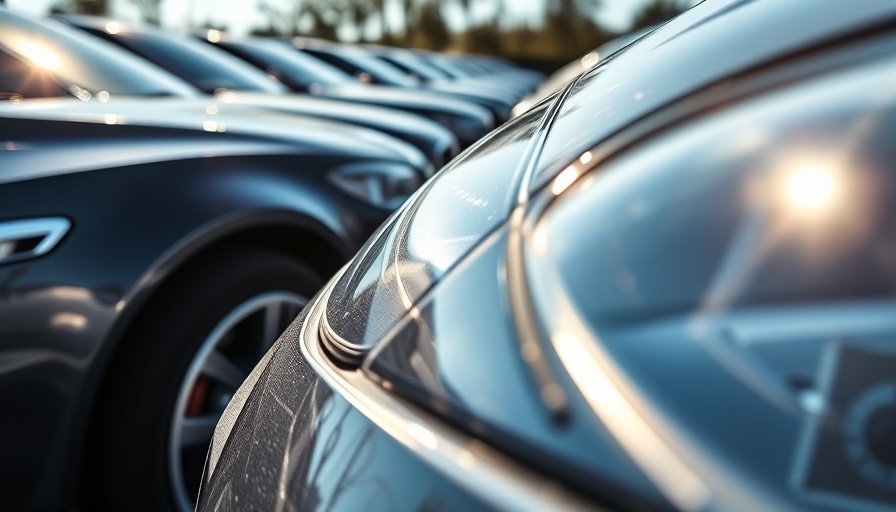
[219, 91, 457, 160]
[318, 83, 492, 121]
[425, 79, 519, 106]
[0, 96, 428, 185]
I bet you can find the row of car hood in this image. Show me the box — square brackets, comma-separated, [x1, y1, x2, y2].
[0, 96, 430, 184]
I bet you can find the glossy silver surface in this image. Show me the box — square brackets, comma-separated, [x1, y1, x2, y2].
[170, 291, 307, 512]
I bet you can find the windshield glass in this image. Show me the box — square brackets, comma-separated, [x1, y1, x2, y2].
[116, 33, 288, 94]
[224, 39, 353, 88]
[313, 48, 418, 88]
[532, 54, 896, 510]
[0, 11, 197, 97]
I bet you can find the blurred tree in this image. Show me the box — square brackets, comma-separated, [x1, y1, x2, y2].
[258, 0, 386, 40]
[543, 0, 613, 60]
[48, 0, 72, 14]
[631, 0, 688, 30]
[76, 0, 106, 15]
[464, 24, 501, 54]
[197, 20, 228, 32]
[408, 0, 451, 50]
[258, 0, 305, 36]
[130, 0, 162, 25]
[47, 0, 107, 15]
[305, 6, 339, 40]
[49, 0, 109, 16]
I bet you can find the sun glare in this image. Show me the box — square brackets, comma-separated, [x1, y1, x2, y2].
[785, 166, 837, 210]
[18, 42, 60, 70]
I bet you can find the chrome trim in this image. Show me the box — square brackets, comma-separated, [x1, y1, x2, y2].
[318, 314, 366, 366]
[0, 217, 71, 264]
[504, 80, 579, 421]
[300, 275, 600, 512]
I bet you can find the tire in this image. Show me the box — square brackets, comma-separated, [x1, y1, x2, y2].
[85, 248, 322, 512]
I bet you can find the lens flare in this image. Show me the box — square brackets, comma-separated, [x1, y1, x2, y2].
[18, 42, 60, 70]
[785, 166, 836, 210]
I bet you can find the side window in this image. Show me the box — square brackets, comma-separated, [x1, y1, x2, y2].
[304, 50, 357, 75]
[0, 49, 69, 99]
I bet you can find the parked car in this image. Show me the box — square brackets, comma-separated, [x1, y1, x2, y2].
[201, 35, 496, 147]
[58, 15, 461, 168]
[0, 8, 434, 512]
[364, 45, 533, 104]
[197, 0, 896, 511]
[288, 38, 519, 121]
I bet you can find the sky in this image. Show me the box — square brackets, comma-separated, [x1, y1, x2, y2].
[5, 0, 652, 37]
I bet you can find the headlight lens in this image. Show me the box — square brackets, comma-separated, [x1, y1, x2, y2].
[327, 161, 424, 211]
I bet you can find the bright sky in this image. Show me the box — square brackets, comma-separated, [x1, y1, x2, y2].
[6, 0, 652, 37]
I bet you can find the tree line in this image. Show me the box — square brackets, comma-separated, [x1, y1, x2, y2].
[48, 0, 689, 70]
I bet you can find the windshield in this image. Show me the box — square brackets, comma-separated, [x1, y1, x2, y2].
[0, 11, 197, 98]
[307, 47, 418, 88]
[221, 39, 353, 88]
[532, 54, 896, 511]
[114, 32, 288, 94]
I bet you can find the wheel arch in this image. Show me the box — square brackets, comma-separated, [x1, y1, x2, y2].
[76, 208, 350, 501]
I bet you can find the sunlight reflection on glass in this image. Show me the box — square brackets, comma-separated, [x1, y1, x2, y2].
[206, 29, 221, 43]
[104, 21, 121, 35]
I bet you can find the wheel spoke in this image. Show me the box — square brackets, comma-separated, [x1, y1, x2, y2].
[179, 414, 219, 447]
[200, 349, 244, 390]
[262, 302, 284, 348]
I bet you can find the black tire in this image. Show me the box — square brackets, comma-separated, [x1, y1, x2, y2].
[84, 247, 322, 512]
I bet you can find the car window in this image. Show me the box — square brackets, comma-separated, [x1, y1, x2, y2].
[113, 33, 288, 94]
[222, 41, 353, 89]
[304, 48, 418, 88]
[0, 12, 197, 97]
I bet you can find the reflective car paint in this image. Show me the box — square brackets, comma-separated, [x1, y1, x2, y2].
[202, 37, 495, 147]
[198, 1, 896, 511]
[56, 16, 460, 167]
[0, 38, 429, 512]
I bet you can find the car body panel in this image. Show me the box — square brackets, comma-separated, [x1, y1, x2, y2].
[54, 17, 459, 166]
[0, 89, 424, 512]
[197, 1, 896, 511]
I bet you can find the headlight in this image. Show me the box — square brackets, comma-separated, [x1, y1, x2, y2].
[327, 161, 424, 211]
